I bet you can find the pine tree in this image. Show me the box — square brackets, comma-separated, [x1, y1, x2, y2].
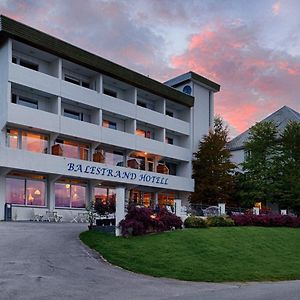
[191, 117, 236, 205]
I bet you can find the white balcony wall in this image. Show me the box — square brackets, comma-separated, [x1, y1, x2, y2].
[7, 103, 60, 133]
[102, 127, 135, 149]
[9, 63, 60, 96]
[101, 94, 134, 119]
[60, 117, 100, 142]
[60, 80, 100, 108]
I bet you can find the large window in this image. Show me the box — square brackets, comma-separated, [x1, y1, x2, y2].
[6, 129, 48, 154]
[6, 174, 46, 206]
[94, 187, 116, 203]
[103, 119, 117, 130]
[12, 56, 39, 71]
[158, 192, 175, 208]
[54, 139, 89, 160]
[55, 181, 86, 208]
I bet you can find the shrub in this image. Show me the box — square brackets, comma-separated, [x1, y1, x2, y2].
[157, 208, 183, 230]
[94, 198, 115, 216]
[119, 207, 182, 236]
[184, 216, 208, 228]
[231, 214, 300, 227]
[207, 216, 235, 227]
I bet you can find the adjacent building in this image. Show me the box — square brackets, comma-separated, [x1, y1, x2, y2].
[229, 105, 300, 166]
[0, 15, 220, 226]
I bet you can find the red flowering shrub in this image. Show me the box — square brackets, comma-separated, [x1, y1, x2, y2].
[119, 207, 182, 236]
[157, 208, 183, 230]
[231, 214, 300, 227]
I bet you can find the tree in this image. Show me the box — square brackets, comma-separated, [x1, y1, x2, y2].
[276, 121, 300, 215]
[191, 117, 236, 205]
[238, 121, 280, 207]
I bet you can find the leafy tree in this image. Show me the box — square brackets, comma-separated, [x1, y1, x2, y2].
[239, 121, 280, 207]
[191, 117, 236, 205]
[276, 121, 300, 215]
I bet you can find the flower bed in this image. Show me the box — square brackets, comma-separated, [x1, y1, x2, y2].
[231, 214, 300, 227]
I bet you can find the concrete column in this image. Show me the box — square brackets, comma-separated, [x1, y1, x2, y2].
[115, 186, 125, 236]
[175, 199, 182, 217]
[0, 174, 6, 220]
[48, 175, 60, 211]
[218, 203, 226, 215]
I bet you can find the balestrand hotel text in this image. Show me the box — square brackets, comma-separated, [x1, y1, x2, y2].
[0, 15, 220, 226]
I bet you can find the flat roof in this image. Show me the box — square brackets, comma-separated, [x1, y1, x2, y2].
[0, 15, 194, 107]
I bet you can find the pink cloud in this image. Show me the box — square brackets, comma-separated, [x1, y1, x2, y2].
[170, 22, 300, 134]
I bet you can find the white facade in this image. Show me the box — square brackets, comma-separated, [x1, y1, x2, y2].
[0, 16, 220, 223]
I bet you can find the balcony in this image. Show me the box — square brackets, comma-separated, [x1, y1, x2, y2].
[0, 146, 194, 192]
[60, 116, 101, 142]
[7, 103, 60, 132]
[9, 63, 60, 96]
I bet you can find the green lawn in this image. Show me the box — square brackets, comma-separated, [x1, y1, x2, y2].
[80, 227, 300, 282]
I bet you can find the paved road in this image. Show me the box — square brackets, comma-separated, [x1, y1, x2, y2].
[0, 222, 299, 300]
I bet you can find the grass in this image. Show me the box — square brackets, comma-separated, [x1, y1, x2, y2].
[80, 227, 300, 282]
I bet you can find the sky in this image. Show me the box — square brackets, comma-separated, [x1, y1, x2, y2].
[1, 0, 300, 137]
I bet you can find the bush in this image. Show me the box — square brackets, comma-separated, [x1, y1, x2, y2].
[207, 216, 235, 227]
[184, 216, 208, 228]
[231, 214, 300, 227]
[94, 198, 115, 216]
[157, 208, 183, 230]
[119, 207, 182, 236]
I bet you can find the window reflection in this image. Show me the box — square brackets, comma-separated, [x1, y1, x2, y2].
[6, 129, 19, 149]
[54, 139, 89, 160]
[55, 182, 86, 208]
[22, 131, 48, 153]
[6, 175, 46, 206]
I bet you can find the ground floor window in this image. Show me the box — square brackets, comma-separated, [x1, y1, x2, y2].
[55, 180, 86, 208]
[158, 192, 176, 208]
[128, 189, 154, 208]
[6, 173, 46, 206]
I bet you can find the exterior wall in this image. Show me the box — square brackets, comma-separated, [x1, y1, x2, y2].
[231, 149, 245, 167]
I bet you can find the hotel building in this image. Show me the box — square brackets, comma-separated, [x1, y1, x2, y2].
[0, 16, 220, 227]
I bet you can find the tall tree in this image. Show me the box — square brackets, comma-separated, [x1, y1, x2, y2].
[276, 121, 300, 215]
[239, 121, 280, 206]
[191, 117, 236, 205]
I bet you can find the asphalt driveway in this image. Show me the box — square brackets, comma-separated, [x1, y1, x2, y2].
[0, 222, 299, 300]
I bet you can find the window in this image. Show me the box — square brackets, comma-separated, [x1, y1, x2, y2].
[7, 129, 48, 154]
[55, 182, 86, 208]
[95, 148, 124, 166]
[103, 88, 117, 98]
[12, 56, 39, 71]
[158, 192, 176, 208]
[6, 129, 19, 149]
[136, 129, 152, 138]
[6, 175, 46, 206]
[137, 101, 147, 108]
[166, 110, 174, 117]
[54, 139, 89, 160]
[64, 75, 90, 89]
[20, 59, 39, 71]
[21, 131, 48, 153]
[165, 137, 174, 145]
[64, 109, 83, 121]
[94, 187, 116, 209]
[12, 94, 38, 109]
[103, 119, 117, 130]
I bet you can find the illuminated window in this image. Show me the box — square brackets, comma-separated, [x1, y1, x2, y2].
[102, 119, 117, 130]
[54, 139, 89, 160]
[158, 192, 175, 208]
[21, 131, 48, 153]
[6, 129, 19, 149]
[55, 181, 86, 208]
[6, 129, 48, 154]
[136, 128, 146, 137]
[6, 174, 46, 206]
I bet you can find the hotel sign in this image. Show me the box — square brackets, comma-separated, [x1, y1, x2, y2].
[67, 162, 169, 186]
